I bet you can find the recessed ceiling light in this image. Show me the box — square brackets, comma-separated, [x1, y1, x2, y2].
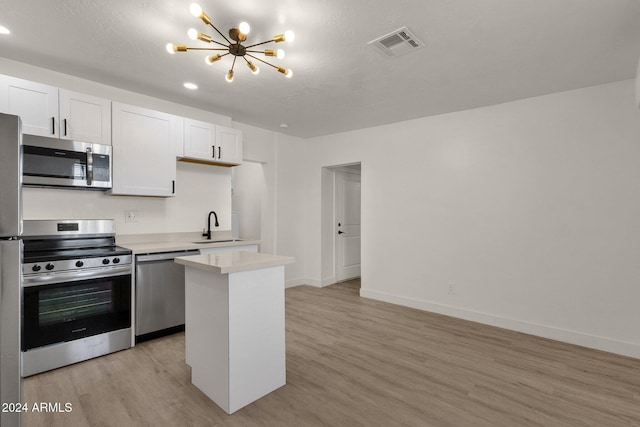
[279, 123, 288, 128]
[183, 82, 198, 90]
[0, 25, 10, 35]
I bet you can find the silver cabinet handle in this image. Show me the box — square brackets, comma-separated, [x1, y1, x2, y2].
[86, 147, 93, 186]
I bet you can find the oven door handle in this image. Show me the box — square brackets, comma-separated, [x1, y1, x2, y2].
[23, 265, 131, 287]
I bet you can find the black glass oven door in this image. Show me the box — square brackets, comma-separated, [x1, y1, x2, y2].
[22, 274, 131, 351]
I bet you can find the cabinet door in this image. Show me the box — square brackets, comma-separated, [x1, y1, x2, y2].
[216, 126, 243, 166]
[0, 75, 59, 137]
[184, 118, 216, 161]
[111, 103, 178, 197]
[59, 90, 111, 145]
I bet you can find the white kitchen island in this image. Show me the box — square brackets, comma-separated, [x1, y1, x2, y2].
[174, 251, 294, 414]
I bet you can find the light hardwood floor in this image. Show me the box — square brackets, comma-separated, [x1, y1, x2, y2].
[23, 279, 640, 426]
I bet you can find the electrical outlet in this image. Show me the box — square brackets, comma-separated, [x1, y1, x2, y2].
[448, 284, 456, 295]
[125, 210, 139, 223]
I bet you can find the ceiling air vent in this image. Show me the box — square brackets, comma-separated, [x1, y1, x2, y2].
[368, 27, 425, 58]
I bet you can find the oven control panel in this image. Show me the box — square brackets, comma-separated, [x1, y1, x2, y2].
[23, 254, 132, 276]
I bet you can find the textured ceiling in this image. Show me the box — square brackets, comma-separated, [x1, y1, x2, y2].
[1, 0, 640, 138]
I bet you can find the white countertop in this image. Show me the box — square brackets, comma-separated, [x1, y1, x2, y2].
[116, 231, 260, 254]
[175, 251, 295, 274]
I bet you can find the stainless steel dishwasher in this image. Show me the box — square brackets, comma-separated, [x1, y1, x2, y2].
[135, 249, 200, 340]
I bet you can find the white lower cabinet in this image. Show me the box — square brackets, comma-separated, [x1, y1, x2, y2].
[111, 103, 180, 197]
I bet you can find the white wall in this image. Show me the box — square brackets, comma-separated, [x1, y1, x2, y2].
[232, 161, 265, 240]
[24, 161, 232, 234]
[276, 79, 640, 358]
[276, 133, 313, 285]
[232, 122, 285, 255]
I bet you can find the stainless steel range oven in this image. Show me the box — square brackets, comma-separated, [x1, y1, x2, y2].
[21, 219, 132, 377]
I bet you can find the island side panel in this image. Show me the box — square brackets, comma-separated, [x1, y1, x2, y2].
[228, 266, 286, 413]
[184, 267, 231, 412]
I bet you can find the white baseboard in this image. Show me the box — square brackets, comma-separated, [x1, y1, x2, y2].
[320, 276, 336, 287]
[285, 278, 322, 288]
[360, 288, 640, 360]
[286, 276, 354, 288]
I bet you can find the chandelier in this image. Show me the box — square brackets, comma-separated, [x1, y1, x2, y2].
[166, 3, 295, 82]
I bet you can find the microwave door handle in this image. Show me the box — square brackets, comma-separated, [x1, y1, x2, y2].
[86, 147, 93, 186]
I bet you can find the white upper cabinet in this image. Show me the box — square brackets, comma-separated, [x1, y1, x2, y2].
[0, 76, 59, 137]
[181, 118, 242, 166]
[184, 118, 217, 160]
[111, 102, 179, 197]
[216, 126, 243, 166]
[59, 89, 111, 144]
[0, 75, 111, 145]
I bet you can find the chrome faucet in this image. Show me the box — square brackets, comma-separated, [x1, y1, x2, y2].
[203, 211, 219, 240]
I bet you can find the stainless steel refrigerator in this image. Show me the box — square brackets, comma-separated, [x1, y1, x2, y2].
[0, 113, 23, 427]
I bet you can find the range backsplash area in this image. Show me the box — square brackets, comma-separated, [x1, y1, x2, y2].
[23, 161, 232, 235]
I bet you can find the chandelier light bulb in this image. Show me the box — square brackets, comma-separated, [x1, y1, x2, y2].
[276, 49, 285, 59]
[189, 3, 202, 18]
[246, 61, 260, 75]
[238, 22, 251, 35]
[166, 43, 177, 54]
[225, 70, 234, 82]
[205, 54, 222, 64]
[285, 30, 295, 42]
[277, 66, 293, 78]
[187, 28, 198, 40]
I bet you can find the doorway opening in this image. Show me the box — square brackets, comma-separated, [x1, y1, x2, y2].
[321, 162, 361, 292]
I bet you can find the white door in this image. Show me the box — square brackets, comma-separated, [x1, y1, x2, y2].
[335, 171, 361, 281]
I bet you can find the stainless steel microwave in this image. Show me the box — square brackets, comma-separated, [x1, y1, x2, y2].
[22, 135, 112, 190]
